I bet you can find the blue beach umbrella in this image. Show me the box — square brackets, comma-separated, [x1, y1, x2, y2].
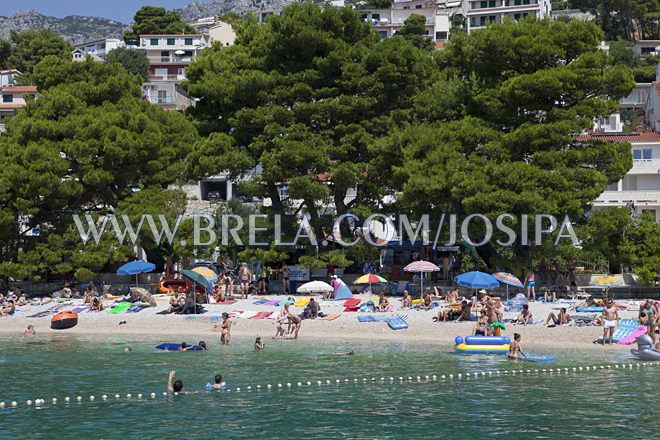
[117, 260, 156, 286]
[454, 271, 500, 289]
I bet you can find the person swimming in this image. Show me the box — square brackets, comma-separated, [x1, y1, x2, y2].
[23, 325, 35, 337]
[178, 342, 191, 351]
[166, 370, 198, 395]
[255, 337, 265, 351]
[331, 350, 354, 356]
[198, 341, 208, 351]
[124, 346, 132, 352]
[212, 374, 225, 390]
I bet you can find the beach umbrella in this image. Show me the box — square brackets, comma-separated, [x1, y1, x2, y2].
[354, 273, 387, 294]
[493, 272, 523, 300]
[129, 286, 149, 298]
[297, 280, 333, 294]
[404, 260, 441, 296]
[117, 260, 155, 286]
[454, 271, 499, 289]
[179, 269, 212, 313]
[590, 275, 623, 299]
[192, 267, 218, 283]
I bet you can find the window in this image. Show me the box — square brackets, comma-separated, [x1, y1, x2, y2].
[73, 52, 83, 59]
[379, 31, 388, 39]
[150, 38, 159, 46]
[489, 0, 496, 6]
[480, 1, 488, 8]
[2, 94, 12, 103]
[633, 149, 652, 161]
[489, 15, 496, 23]
[184, 38, 193, 45]
[167, 38, 175, 46]
[372, 13, 380, 21]
[480, 16, 487, 26]
[157, 90, 168, 104]
[435, 31, 448, 41]
[415, 4, 422, 8]
[514, 13, 521, 20]
[177, 68, 186, 78]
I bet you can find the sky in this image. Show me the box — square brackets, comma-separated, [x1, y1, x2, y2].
[0, 0, 197, 24]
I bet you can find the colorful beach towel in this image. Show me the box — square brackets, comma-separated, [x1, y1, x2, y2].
[251, 311, 274, 320]
[27, 305, 64, 318]
[108, 302, 132, 314]
[294, 299, 310, 307]
[235, 310, 258, 319]
[72, 306, 89, 313]
[216, 300, 237, 305]
[278, 299, 295, 306]
[252, 299, 268, 305]
[318, 313, 341, 321]
[263, 300, 280, 306]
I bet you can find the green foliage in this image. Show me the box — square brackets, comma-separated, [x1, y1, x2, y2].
[397, 14, 434, 50]
[124, 6, 196, 43]
[570, 0, 659, 40]
[366, 0, 393, 7]
[184, 3, 436, 240]
[620, 215, 660, 286]
[299, 250, 353, 269]
[106, 47, 150, 81]
[633, 54, 660, 82]
[5, 29, 71, 81]
[388, 19, 634, 265]
[608, 40, 635, 67]
[579, 207, 632, 271]
[0, 39, 10, 69]
[0, 57, 198, 280]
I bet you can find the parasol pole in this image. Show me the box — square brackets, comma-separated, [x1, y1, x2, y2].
[420, 271, 423, 297]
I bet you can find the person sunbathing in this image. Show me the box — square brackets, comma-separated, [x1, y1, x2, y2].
[418, 292, 433, 310]
[0, 300, 16, 317]
[545, 307, 571, 326]
[377, 293, 389, 312]
[446, 288, 460, 304]
[544, 291, 557, 303]
[515, 304, 533, 325]
[437, 301, 471, 322]
[401, 291, 412, 309]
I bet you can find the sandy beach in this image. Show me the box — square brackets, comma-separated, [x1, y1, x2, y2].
[0, 294, 643, 352]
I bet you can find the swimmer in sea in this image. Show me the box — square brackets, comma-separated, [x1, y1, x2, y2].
[255, 337, 265, 351]
[199, 341, 208, 351]
[124, 347, 132, 352]
[212, 374, 225, 390]
[508, 333, 526, 360]
[167, 370, 198, 395]
[178, 342, 191, 351]
[331, 350, 354, 356]
[23, 325, 35, 337]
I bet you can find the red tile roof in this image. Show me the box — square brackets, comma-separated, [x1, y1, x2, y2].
[0, 85, 38, 93]
[575, 132, 660, 142]
[140, 34, 203, 37]
[0, 103, 26, 109]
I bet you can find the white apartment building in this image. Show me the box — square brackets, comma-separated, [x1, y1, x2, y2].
[186, 16, 237, 47]
[72, 38, 124, 61]
[0, 84, 39, 132]
[466, 0, 551, 32]
[359, 0, 455, 46]
[645, 63, 660, 133]
[138, 34, 206, 110]
[581, 116, 660, 222]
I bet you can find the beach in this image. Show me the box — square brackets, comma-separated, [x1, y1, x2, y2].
[0, 294, 641, 351]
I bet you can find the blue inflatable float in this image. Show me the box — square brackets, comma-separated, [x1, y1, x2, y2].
[156, 343, 203, 351]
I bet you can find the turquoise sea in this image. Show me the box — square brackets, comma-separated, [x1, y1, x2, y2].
[0, 335, 658, 439]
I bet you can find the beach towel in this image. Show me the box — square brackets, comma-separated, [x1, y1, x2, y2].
[228, 310, 243, 318]
[27, 305, 64, 318]
[386, 316, 408, 330]
[263, 300, 280, 306]
[358, 315, 390, 322]
[127, 304, 148, 313]
[278, 299, 295, 306]
[108, 302, 132, 314]
[251, 311, 274, 320]
[252, 299, 268, 305]
[318, 313, 341, 321]
[344, 299, 360, 307]
[72, 306, 89, 313]
[216, 300, 237, 305]
[294, 299, 310, 307]
[235, 310, 258, 319]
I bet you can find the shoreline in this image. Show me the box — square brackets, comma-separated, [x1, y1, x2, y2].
[0, 294, 641, 352]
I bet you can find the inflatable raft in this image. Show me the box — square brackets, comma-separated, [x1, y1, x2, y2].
[455, 336, 510, 354]
[51, 310, 78, 330]
[156, 343, 203, 351]
[631, 334, 660, 361]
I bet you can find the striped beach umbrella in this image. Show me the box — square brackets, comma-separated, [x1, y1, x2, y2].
[354, 274, 387, 284]
[404, 260, 440, 296]
[493, 272, 523, 300]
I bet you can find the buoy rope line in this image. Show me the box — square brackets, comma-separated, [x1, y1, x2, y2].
[1, 362, 657, 410]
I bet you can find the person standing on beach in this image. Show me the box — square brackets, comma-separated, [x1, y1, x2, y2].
[281, 263, 291, 295]
[287, 315, 301, 339]
[238, 265, 252, 299]
[524, 268, 535, 301]
[220, 312, 232, 345]
[601, 300, 620, 347]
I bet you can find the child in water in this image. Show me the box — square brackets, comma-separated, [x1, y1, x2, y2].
[508, 333, 526, 360]
[212, 374, 225, 390]
[255, 337, 265, 351]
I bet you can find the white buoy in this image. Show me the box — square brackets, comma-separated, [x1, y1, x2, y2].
[353, 379, 358, 383]
[399, 377, 404, 381]
[137, 394, 142, 399]
[457, 373, 462, 378]
[236, 387, 241, 392]
[90, 396, 95, 401]
[336, 380, 340, 384]
[317, 381, 321, 386]
[115, 394, 120, 399]
[0, 402, 5, 408]
[150, 393, 155, 398]
[362, 378, 367, 382]
[65, 397, 70, 402]
[247, 386, 252, 390]
[52, 398, 58, 404]
[287, 383, 291, 388]
[162, 392, 167, 396]
[389, 377, 394, 381]
[26, 400, 32, 406]
[35, 400, 41, 406]
[126, 394, 131, 399]
[449, 374, 453, 379]
[488, 372, 492, 376]
[344, 379, 349, 383]
[11, 402, 17, 407]
[466, 373, 471, 377]
[326, 380, 331, 384]
[102, 395, 107, 400]
[257, 385, 261, 390]
[432, 375, 437, 380]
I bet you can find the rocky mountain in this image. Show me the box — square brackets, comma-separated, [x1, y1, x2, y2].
[177, 0, 300, 21]
[0, 10, 127, 45]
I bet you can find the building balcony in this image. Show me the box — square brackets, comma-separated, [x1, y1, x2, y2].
[148, 74, 186, 82]
[594, 190, 660, 205]
[146, 56, 196, 65]
[629, 159, 660, 174]
[467, 1, 541, 15]
[0, 123, 5, 133]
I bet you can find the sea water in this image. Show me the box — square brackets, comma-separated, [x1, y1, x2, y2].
[0, 335, 658, 439]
